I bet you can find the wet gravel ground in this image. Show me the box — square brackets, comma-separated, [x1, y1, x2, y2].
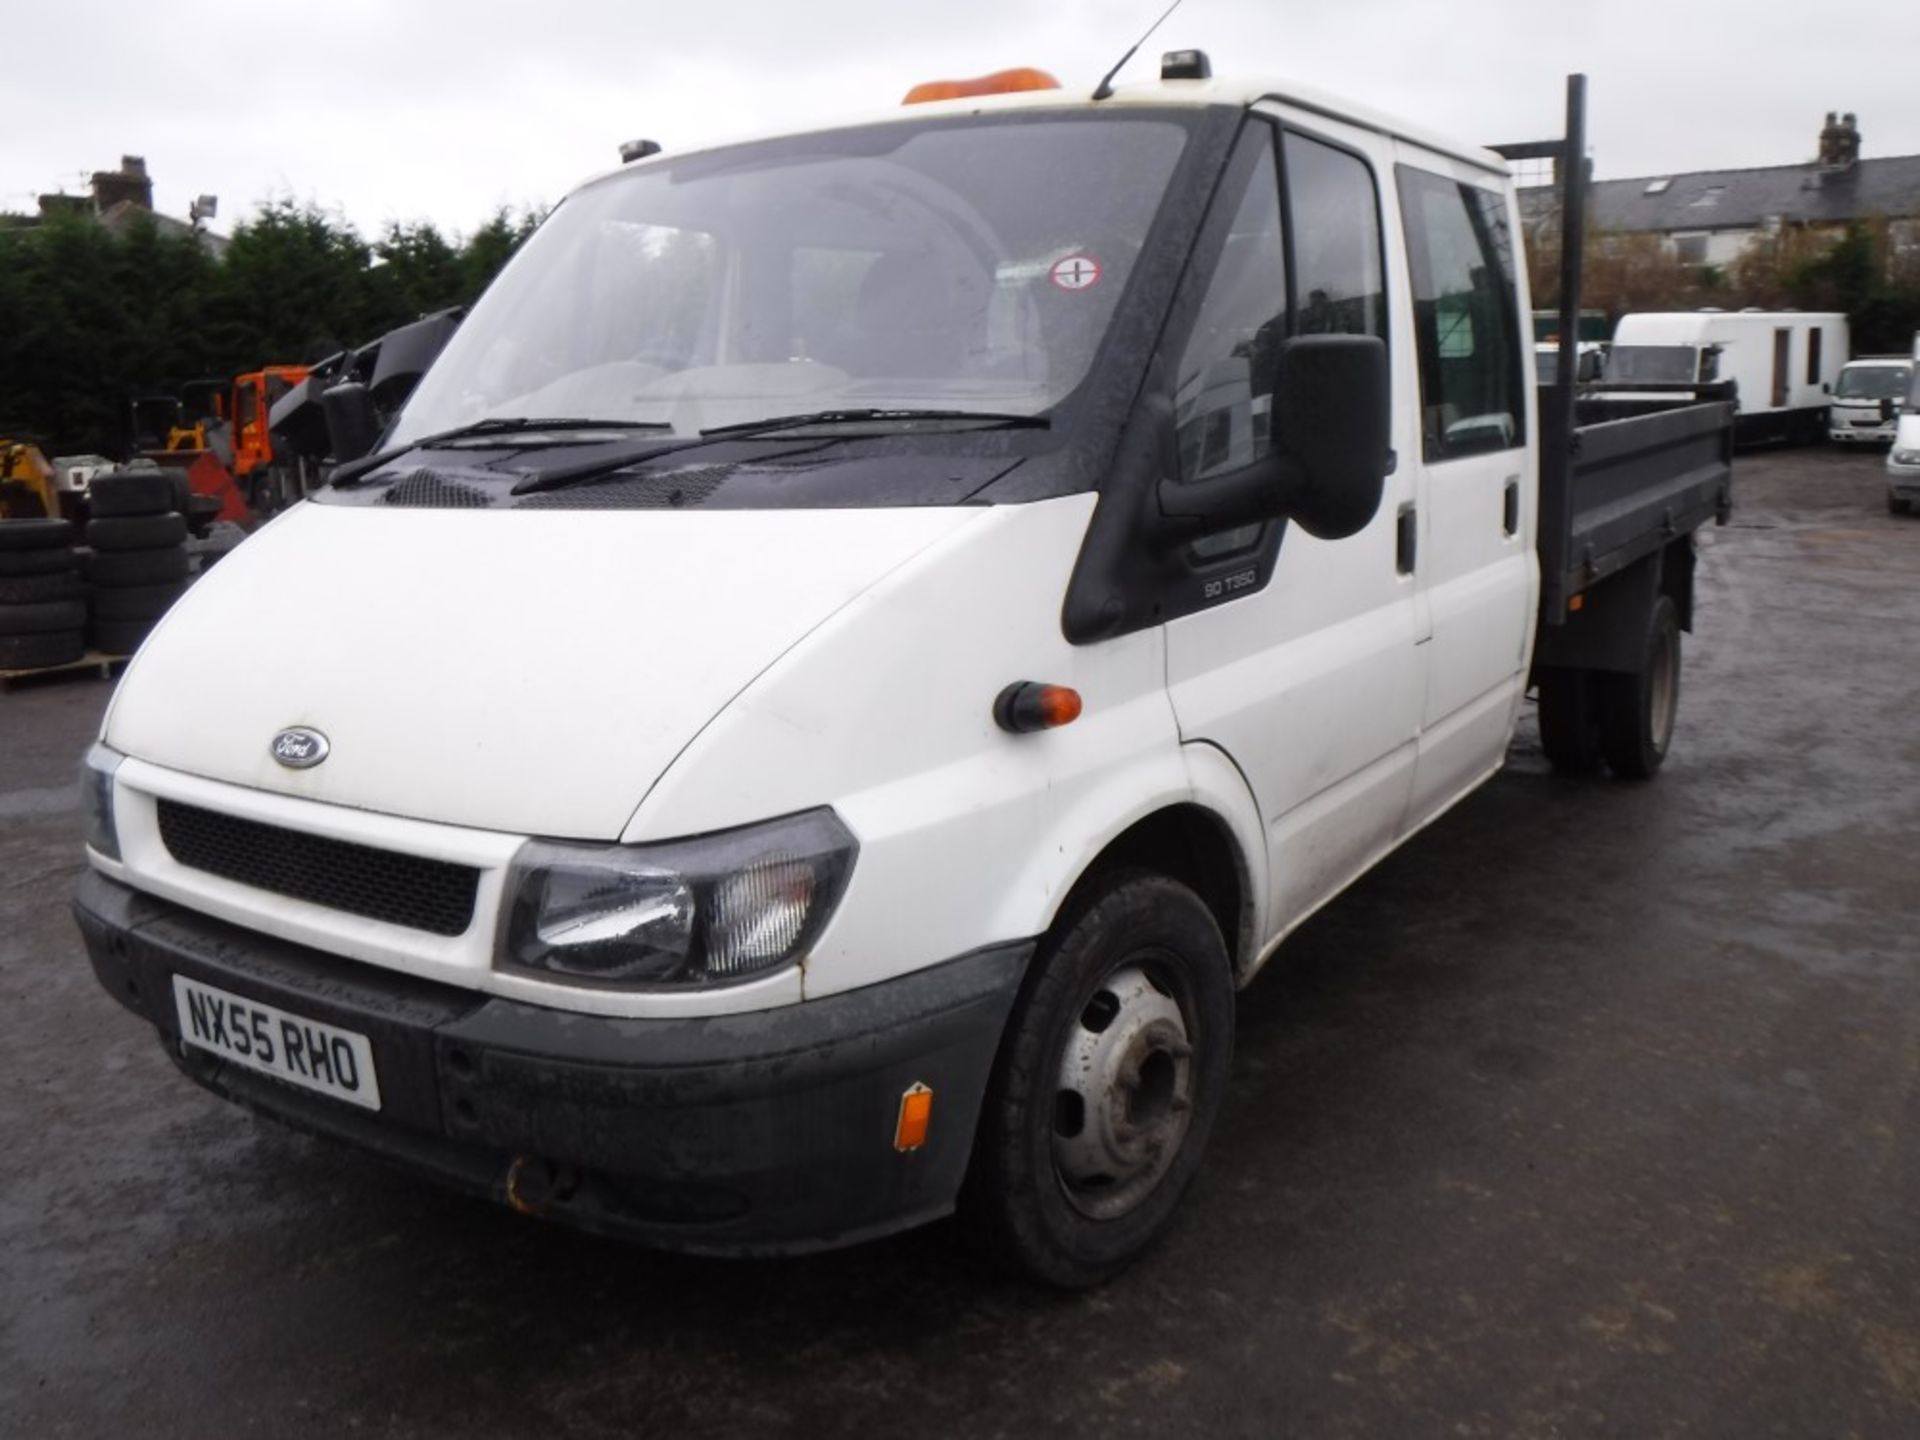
[2, 447, 1916, 1438]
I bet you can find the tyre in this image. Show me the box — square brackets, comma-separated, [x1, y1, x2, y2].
[85, 547, 189, 586]
[961, 871, 1234, 1288]
[1536, 668, 1602, 774]
[0, 598, 88, 636]
[89, 616, 157, 656]
[0, 480, 48, 519]
[90, 580, 185, 622]
[86, 513, 189, 551]
[0, 627, 85, 670]
[0, 546, 78, 579]
[88, 470, 179, 518]
[0, 517, 73, 551]
[1599, 594, 1681, 780]
[0, 570, 83, 605]
[1892, 493, 1911, 516]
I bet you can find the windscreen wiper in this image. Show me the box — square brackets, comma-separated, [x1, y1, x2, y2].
[330, 417, 672, 488]
[699, 408, 1051, 437]
[508, 408, 1048, 497]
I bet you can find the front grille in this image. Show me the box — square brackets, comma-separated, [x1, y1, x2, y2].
[155, 799, 480, 937]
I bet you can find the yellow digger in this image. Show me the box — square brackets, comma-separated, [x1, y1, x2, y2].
[0, 439, 58, 519]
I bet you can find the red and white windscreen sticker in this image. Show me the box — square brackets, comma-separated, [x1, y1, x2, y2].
[1049, 254, 1102, 291]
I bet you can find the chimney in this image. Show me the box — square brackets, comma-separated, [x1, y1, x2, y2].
[89, 155, 154, 213]
[1818, 112, 1860, 172]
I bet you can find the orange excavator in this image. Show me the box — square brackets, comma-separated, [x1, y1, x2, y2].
[135, 363, 312, 523]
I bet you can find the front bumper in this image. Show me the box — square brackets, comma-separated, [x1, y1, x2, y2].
[1888, 463, 1920, 502]
[74, 870, 1029, 1255]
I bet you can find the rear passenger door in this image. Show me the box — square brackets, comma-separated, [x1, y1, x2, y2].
[1164, 113, 1427, 942]
[1393, 152, 1538, 823]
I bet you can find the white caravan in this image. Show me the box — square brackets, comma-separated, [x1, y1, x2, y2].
[73, 65, 1733, 1285]
[1609, 310, 1848, 444]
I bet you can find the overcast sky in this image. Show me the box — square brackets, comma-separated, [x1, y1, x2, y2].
[5, 0, 1917, 239]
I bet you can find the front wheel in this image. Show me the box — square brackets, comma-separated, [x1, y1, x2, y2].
[1599, 594, 1682, 779]
[1537, 668, 1603, 774]
[961, 871, 1234, 1288]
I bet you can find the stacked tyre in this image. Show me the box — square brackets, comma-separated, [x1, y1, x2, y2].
[86, 470, 191, 656]
[0, 519, 87, 671]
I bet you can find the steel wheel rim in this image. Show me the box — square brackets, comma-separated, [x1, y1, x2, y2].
[1050, 959, 1196, 1221]
[1649, 624, 1679, 756]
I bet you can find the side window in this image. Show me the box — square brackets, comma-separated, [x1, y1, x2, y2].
[1286, 132, 1387, 344]
[1174, 129, 1285, 486]
[1396, 166, 1525, 461]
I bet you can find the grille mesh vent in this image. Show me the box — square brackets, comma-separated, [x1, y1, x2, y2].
[156, 799, 480, 937]
[515, 467, 728, 510]
[382, 469, 493, 508]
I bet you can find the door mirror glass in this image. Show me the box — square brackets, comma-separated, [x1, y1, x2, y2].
[321, 382, 381, 462]
[1268, 333, 1390, 539]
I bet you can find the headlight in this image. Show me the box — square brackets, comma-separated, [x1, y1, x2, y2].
[81, 743, 123, 860]
[501, 809, 857, 988]
[1891, 448, 1920, 465]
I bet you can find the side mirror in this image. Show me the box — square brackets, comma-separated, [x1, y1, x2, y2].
[1882, 398, 1897, 423]
[1156, 334, 1390, 542]
[1822, 382, 1831, 394]
[321, 382, 382, 463]
[1271, 335, 1390, 538]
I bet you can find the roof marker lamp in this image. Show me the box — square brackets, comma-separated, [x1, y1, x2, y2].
[1160, 49, 1211, 80]
[502, 809, 857, 988]
[81, 743, 123, 861]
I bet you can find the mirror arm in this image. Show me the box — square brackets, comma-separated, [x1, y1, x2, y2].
[1152, 455, 1291, 550]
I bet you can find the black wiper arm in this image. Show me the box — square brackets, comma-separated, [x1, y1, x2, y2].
[698, 408, 1050, 438]
[330, 417, 672, 488]
[508, 409, 1047, 497]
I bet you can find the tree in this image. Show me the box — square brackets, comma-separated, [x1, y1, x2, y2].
[0, 197, 544, 456]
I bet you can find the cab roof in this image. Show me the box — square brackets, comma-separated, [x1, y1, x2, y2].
[597, 72, 1510, 192]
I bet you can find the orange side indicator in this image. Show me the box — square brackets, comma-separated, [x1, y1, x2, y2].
[1568, 594, 1586, 612]
[993, 681, 1083, 734]
[895, 1083, 934, 1152]
[903, 67, 1061, 105]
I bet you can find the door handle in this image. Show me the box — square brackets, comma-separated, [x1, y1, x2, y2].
[1396, 502, 1417, 575]
[1502, 477, 1520, 537]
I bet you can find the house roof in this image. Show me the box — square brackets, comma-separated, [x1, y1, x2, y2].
[1524, 153, 1920, 234]
[97, 199, 227, 257]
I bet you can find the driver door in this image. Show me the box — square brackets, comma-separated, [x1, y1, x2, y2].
[1163, 114, 1427, 944]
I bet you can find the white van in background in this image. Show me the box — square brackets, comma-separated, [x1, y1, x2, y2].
[1828, 357, 1912, 445]
[1609, 310, 1848, 445]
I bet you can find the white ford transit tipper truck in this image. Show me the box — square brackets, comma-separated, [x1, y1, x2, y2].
[74, 64, 1732, 1286]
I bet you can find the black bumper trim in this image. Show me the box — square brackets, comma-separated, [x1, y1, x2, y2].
[73, 870, 1031, 1255]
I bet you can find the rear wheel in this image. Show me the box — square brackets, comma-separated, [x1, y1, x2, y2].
[1599, 595, 1681, 780]
[962, 871, 1233, 1288]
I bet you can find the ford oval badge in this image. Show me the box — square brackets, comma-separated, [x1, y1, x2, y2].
[271, 727, 330, 769]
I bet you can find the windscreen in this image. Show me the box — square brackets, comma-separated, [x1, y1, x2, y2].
[389, 114, 1190, 443]
[1833, 363, 1912, 401]
[1607, 345, 1699, 384]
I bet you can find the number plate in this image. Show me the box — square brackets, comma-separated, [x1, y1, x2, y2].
[172, 975, 382, 1111]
